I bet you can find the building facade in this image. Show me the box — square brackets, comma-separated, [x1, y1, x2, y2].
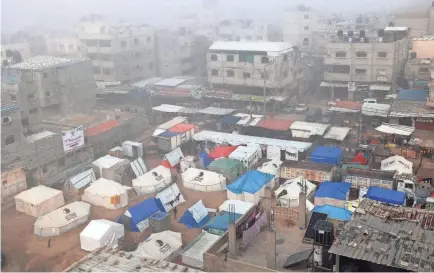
[1, 56, 96, 131]
[1, 103, 23, 148]
[394, 3, 434, 37]
[405, 36, 434, 91]
[76, 15, 157, 85]
[217, 21, 280, 42]
[46, 36, 83, 57]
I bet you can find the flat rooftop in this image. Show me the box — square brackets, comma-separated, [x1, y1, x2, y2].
[9, 55, 88, 70]
[209, 41, 293, 56]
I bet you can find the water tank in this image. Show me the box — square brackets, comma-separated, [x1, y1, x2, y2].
[337, 30, 343, 37]
[378, 29, 385, 37]
[313, 245, 323, 266]
[314, 220, 334, 246]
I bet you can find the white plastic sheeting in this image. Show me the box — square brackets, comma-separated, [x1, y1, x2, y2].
[66, 169, 96, 191]
[34, 201, 91, 237]
[290, 121, 330, 139]
[381, 155, 413, 174]
[229, 145, 262, 168]
[135, 231, 182, 260]
[152, 104, 186, 113]
[130, 157, 147, 178]
[80, 219, 125, 251]
[82, 178, 130, 209]
[188, 200, 209, 223]
[182, 168, 227, 192]
[156, 183, 185, 212]
[219, 200, 255, 215]
[275, 176, 317, 208]
[180, 156, 198, 173]
[181, 232, 221, 269]
[257, 160, 282, 189]
[323, 127, 352, 141]
[14, 185, 65, 217]
[165, 147, 185, 167]
[375, 123, 415, 136]
[361, 103, 391, 117]
[198, 107, 235, 116]
[133, 166, 172, 195]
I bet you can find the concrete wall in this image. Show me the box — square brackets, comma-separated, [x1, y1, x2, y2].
[1, 109, 23, 147]
[203, 253, 276, 272]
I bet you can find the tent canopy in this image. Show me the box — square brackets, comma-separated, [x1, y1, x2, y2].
[197, 151, 213, 168]
[257, 159, 282, 176]
[208, 146, 238, 159]
[375, 123, 415, 136]
[119, 198, 162, 232]
[135, 231, 182, 260]
[132, 165, 171, 195]
[275, 176, 317, 207]
[80, 219, 124, 251]
[311, 146, 343, 165]
[218, 200, 255, 215]
[179, 200, 210, 228]
[182, 168, 227, 192]
[314, 182, 351, 200]
[68, 169, 96, 190]
[365, 186, 406, 205]
[312, 205, 352, 221]
[227, 170, 275, 194]
[207, 158, 245, 179]
[204, 211, 242, 232]
[381, 155, 413, 174]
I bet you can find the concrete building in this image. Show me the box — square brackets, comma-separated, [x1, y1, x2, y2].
[405, 36, 434, 91]
[429, 60, 434, 107]
[1, 56, 96, 131]
[1, 103, 23, 147]
[46, 36, 83, 57]
[394, 2, 434, 37]
[207, 41, 300, 102]
[76, 15, 157, 86]
[321, 28, 409, 100]
[217, 21, 280, 42]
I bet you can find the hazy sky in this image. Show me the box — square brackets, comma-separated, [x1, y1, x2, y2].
[1, 0, 428, 33]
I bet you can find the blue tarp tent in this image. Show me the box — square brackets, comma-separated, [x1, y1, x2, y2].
[221, 115, 242, 125]
[198, 151, 213, 168]
[397, 89, 428, 101]
[204, 211, 242, 235]
[227, 170, 275, 194]
[179, 200, 211, 228]
[365, 186, 406, 206]
[315, 182, 351, 200]
[159, 130, 179, 138]
[312, 205, 352, 221]
[118, 198, 163, 232]
[310, 146, 343, 165]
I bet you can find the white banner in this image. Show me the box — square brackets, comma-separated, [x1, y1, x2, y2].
[62, 126, 85, 153]
[156, 183, 185, 212]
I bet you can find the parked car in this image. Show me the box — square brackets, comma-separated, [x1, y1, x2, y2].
[295, 103, 309, 113]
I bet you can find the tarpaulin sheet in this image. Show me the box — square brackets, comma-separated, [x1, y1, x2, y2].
[159, 130, 179, 138]
[312, 205, 352, 221]
[314, 182, 351, 200]
[352, 152, 368, 165]
[204, 211, 242, 232]
[256, 118, 294, 131]
[310, 146, 343, 165]
[179, 200, 211, 228]
[207, 158, 244, 179]
[208, 146, 238, 159]
[366, 186, 406, 205]
[198, 151, 213, 167]
[118, 198, 162, 232]
[397, 89, 428, 101]
[227, 170, 275, 194]
[169, 123, 195, 133]
[221, 115, 242, 125]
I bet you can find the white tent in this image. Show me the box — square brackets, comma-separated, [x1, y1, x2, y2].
[91, 155, 130, 182]
[80, 219, 125, 251]
[257, 159, 282, 189]
[381, 155, 413, 174]
[34, 201, 91, 237]
[181, 232, 221, 269]
[182, 168, 227, 192]
[14, 185, 65, 217]
[134, 231, 183, 260]
[64, 169, 96, 192]
[229, 145, 262, 168]
[82, 178, 130, 209]
[218, 200, 254, 215]
[275, 176, 317, 207]
[132, 166, 172, 195]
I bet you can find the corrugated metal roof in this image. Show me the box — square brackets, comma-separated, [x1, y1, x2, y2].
[86, 119, 120, 136]
[323, 126, 351, 141]
[361, 103, 391, 117]
[69, 169, 96, 190]
[209, 41, 293, 56]
[9, 55, 87, 70]
[375, 123, 415, 136]
[152, 104, 186, 113]
[256, 118, 294, 131]
[389, 100, 434, 118]
[154, 78, 188, 87]
[198, 107, 235, 116]
[290, 121, 330, 138]
[131, 77, 164, 88]
[1, 102, 19, 113]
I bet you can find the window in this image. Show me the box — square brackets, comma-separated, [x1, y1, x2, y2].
[239, 53, 254, 63]
[93, 67, 101, 74]
[304, 14, 310, 19]
[83, 40, 98, 47]
[149, 62, 154, 69]
[227, 70, 234, 77]
[210, 54, 217, 61]
[420, 67, 429, 73]
[102, 68, 111, 75]
[2, 116, 11, 124]
[28, 93, 36, 100]
[21, 118, 29, 126]
[303, 38, 309, 45]
[377, 52, 387, 58]
[29, 108, 38, 114]
[5, 135, 14, 145]
[99, 40, 111, 47]
[355, 68, 367, 74]
[257, 36, 263, 40]
[304, 26, 310, 31]
[335, 51, 347, 58]
[356, 51, 367, 58]
[226, 55, 234, 62]
[211, 69, 218, 76]
[87, 53, 99, 60]
[261, 56, 270, 63]
[243, 72, 251, 78]
[9, 94, 17, 102]
[328, 65, 350, 73]
[45, 91, 52, 97]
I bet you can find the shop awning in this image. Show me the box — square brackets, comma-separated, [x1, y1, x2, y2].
[375, 123, 415, 136]
[361, 103, 391, 117]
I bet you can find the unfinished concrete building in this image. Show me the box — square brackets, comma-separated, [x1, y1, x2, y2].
[1, 103, 23, 148]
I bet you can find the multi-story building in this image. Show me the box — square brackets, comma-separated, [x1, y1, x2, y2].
[76, 15, 157, 86]
[207, 41, 299, 103]
[1, 103, 23, 147]
[321, 27, 409, 100]
[394, 2, 434, 37]
[217, 21, 280, 42]
[1, 56, 96, 131]
[46, 36, 83, 57]
[282, 5, 320, 50]
[405, 36, 434, 90]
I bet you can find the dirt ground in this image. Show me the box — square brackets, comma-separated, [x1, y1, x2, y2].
[1, 153, 229, 272]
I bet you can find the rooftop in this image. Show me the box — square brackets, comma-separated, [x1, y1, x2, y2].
[390, 100, 434, 118]
[209, 41, 293, 56]
[34, 201, 91, 228]
[14, 185, 63, 205]
[9, 55, 88, 70]
[25, 131, 57, 143]
[281, 160, 335, 172]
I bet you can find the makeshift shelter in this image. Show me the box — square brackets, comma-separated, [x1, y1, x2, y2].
[375, 123, 415, 136]
[208, 146, 238, 159]
[381, 155, 413, 174]
[228, 145, 262, 168]
[197, 151, 213, 168]
[207, 158, 245, 181]
[275, 176, 317, 207]
[181, 232, 221, 269]
[14, 185, 65, 217]
[132, 166, 172, 195]
[311, 205, 352, 221]
[310, 146, 343, 165]
[257, 159, 282, 189]
[118, 198, 161, 232]
[134, 231, 183, 260]
[82, 178, 130, 210]
[160, 160, 175, 169]
[80, 219, 125, 251]
[365, 186, 406, 206]
[221, 115, 242, 125]
[156, 183, 185, 212]
[218, 200, 255, 215]
[182, 168, 226, 192]
[34, 201, 91, 237]
[314, 182, 351, 208]
[179, 200, 210, 228]
[64, 169, 96, 192]
[204, 211, 242, 235]
[180, 156, 199, 172]
[227, 170, 275, 203]
[91, 155, 131, 183]
[352, 152, 368, 165]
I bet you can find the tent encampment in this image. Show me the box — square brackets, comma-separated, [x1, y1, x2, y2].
[257, 159, 282, 189]
[91, 155, 131, 183]
[227, 170, 275, 203]
[181, 232, 221, 269]
[207, 158, 245, 181]
[365, 186, 406, 205]
[82, 178, 130, 209]
[179, 200, 210, 228]
[14, 185, 65, 217]
[275, 176, 317, 207]
[34, 201, 91, 237]
[134, 231, 183, 260]
[314, 182, 351, 208]
[381, 155, 413, 174]
[64, 169, 96, 192]
[132, 166, 172, 195]
[118, 198, 161, 232]
[80, 219, 125, 251]
[311, 205, 352, 221]
[182, 168, 227, 192]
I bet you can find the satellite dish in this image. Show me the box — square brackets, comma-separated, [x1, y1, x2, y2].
[155, 240, 164, 247]
[152, 172, 158, 177]
[199, 172, 204, 177]
[63, 208, 70, 214]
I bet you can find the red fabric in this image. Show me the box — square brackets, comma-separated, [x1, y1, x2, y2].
[335, 101, 362, 110]
[352, 152, 367, 165]
[160, 160, 174, 168]
[169, 123, 196, 133]
[370, 139, 380, 144]
[86, 120, 120, 136]
[208, 146, 238, 159]
[256, 118, 294, 131]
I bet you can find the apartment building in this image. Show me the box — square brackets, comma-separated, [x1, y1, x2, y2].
[394, 2, 434, 37]
[1, 103, 23, 147]
[46, 36, 83, 57]
[76, 15, 157, 86]
[207, 41, 299, 101]
[1, 56, 96, 131]
[217, 21, 280, 42]
[321, 28, 409, 100]
[405, 36, 434, 90]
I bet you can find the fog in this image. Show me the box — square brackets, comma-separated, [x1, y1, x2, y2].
[1, 0, 431, 33]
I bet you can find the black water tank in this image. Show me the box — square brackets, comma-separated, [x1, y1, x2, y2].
[314, 220, 334, 246]
[337, 30, 343, 37]
[348, 30, 354, 37]
[360, 30, 366, 38]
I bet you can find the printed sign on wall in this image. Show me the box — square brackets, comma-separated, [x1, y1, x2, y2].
[62, 126, 85, 153]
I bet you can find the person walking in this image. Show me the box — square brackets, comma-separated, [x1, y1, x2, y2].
[173, 207, 178, 220]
